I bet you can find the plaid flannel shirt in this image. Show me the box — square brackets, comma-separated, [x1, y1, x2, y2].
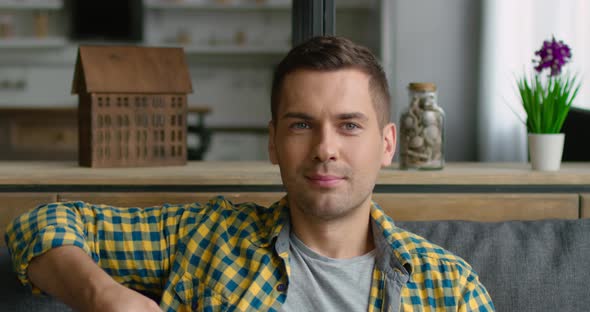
[5, 196, 494, 311]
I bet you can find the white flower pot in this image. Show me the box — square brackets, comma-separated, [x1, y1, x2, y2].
[527, 133, 565, 171]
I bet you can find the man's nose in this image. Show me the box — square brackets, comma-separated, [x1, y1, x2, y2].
[312, 126, 338, 163]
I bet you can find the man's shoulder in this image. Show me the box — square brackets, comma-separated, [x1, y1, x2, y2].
[389, 225, 474, 275]
[388, 225, 495, 309]
[371, 205, 473, 274]
[203, 195, 278, 218]
[188, 195, 286, 245]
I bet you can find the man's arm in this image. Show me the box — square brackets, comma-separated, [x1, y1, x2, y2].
[28, 246, 160, 312]
[5, 200, 202, 311]
[458, 271, 496, 312]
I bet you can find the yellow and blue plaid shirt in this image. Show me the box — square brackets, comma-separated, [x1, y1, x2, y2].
[5, 196, 494, 311]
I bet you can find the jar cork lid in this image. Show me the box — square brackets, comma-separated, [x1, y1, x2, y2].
[408, 82, 437, 92]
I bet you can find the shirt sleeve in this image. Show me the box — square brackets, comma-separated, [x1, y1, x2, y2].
[4, 200, 205, 296]
[458, 271, 496, 312]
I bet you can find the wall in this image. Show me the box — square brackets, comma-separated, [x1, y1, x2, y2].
[389, 0, 481, 161]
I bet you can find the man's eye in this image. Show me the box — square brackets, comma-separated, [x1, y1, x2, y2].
[343, 123, 359, 130]
[291, 122, 310, 129]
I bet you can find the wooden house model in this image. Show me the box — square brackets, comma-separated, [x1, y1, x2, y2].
[72, 46, 193, 167]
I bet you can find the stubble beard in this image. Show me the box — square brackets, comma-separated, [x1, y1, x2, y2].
[286, 165, 371, 222]
[291, 190, 370, 222]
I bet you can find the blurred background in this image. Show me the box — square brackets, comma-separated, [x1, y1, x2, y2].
[0, 0, 587, 162]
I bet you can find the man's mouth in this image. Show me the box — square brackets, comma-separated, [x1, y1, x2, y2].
[305, 174, 345, 188]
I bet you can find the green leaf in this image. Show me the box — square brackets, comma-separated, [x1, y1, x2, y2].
[516, 72, 581, 133]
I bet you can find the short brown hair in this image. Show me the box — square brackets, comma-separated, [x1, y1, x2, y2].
[271, 36, 391, 127]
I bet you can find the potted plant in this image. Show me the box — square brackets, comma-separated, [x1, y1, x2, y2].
[517, 36, 581, 171]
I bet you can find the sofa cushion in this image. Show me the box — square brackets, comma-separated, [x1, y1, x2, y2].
[397, 219, 590, 312]
[2, 219, 589, 312]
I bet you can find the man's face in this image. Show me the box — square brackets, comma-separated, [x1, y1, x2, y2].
[269, 68, 396, 221]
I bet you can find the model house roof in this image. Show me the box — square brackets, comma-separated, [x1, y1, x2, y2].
[72, 45, 193, 94]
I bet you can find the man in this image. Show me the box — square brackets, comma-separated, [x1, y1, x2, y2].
[5, 36, 494, 311]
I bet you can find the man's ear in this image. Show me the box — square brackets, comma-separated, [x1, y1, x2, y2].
[268, 121, 278, 164]
[381, 123, 397, 167]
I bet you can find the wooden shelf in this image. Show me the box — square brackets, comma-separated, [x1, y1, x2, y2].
[0, 162, 589, 186]
[0, 0, 63, 10]
[149, 42, 289, 55]
[144, 0, 372, 11]
[0, 162, 587, 228]
[0, 37, 66, 48]
[183, 44, 288, 55]
[145, 1, 290, 11]
[0, 106, 211, 114]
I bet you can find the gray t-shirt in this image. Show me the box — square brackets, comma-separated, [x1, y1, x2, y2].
[281, 232, 376, 312]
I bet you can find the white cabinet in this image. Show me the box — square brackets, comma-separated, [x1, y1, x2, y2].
[142, 0, 384, 161]
[144, 0, 292, 55]
[0, 0, 385, 160]
[143, 0, 380, 58]
[142, 0, 383, 128]
[0, 0, 65, 48]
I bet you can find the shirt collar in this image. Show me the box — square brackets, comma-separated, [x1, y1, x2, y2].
[263, 196, 289, 249]
[370, 201, 413, 277]
[268, 196, 413, 276]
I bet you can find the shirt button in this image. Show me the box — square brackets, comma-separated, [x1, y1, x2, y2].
[276, 284, 287, 292]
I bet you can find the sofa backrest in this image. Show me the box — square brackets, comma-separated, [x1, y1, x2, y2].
[2, 219, 589, 312]
[397, 219, 590, 312]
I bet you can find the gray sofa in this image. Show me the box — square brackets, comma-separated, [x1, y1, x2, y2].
[2, 219, 589, 311]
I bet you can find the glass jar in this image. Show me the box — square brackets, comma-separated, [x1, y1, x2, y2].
[399, 82, 445, 170]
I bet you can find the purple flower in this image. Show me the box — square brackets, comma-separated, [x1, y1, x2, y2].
[533, 36, 572, 76]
